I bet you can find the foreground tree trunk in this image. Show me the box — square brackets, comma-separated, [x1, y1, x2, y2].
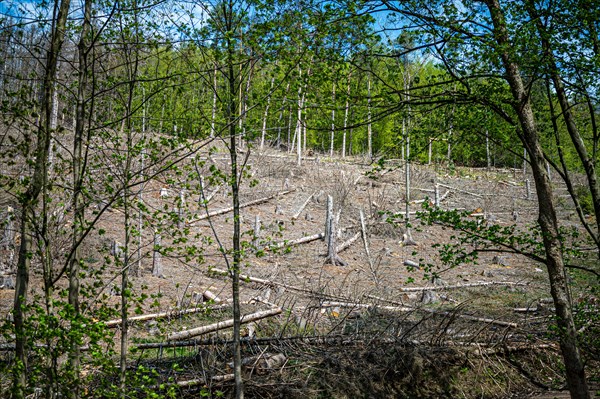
[13, 0, 71, 396]
[67, 1, 92, 396]
[223, 2, 244, 397]
[484, 1, 590, 397]
[367, 76, 372, 160]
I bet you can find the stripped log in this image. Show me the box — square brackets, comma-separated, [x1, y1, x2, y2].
[336, 232, 360, 253]
[167, 307, 282, 341]
[291, 192, 314, 220]
[210, 268, 276, 286]
[396, 281, 526, 292]
[170, 374, 234, 388]
[273, 232, 323, 249]
[104, 304, 231, 328]
[198, 176, 222, 204]
[202, 289, 222, 303]
[208, 268, 346, 301]
[437, 183, 483, 198]
[319, 301, 412, 312]
[365, 294, 518, 328]
[190, 189, 294, 224]
[513, 306, 538, 313]
[427, 310, 518, 327]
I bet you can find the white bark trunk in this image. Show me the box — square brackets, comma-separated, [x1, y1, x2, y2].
[330, 83, 336, 157]
[367, 77, 372, 160]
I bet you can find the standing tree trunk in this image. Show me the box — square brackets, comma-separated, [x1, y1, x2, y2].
[484, 1, 590, 397]
[276, 82, 290, 148]
[118, 2, 142, 394]
[211, 61, 218, 138]
[447, 106, 454, 163]
[295, 69, 304, 166]
[402, 124, 416, 246]
[223, 2, 244, 397]
[367, 77, 372, 161]
[13, 0, 71, 396]
[330, 82, 336, 157]
[342, 78, 350, 159]
[238, 59, 254, 148]
[260, 75, 275, 151]
[486, 128, 491, 170]
[67, 0, 92, 395]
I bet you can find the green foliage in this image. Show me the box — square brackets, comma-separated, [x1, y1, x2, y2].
[575, 185, 595, 215]
[413, 201, 548, 277]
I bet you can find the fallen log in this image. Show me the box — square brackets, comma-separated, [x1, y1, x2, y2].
[437, 184, 483, 198]
[209, 268, 349, 302]
[135, 334, 553, 352]
[364, 294, 518, 328]
[429, 310, 518, 328]
[202, 289, 222, 303]
[170, 374, 234, 388]
[135, 334, 367, 350]
[336, 232, 361, 253]
[403, 259, 420, 269]
[513, 306, 538, 313]
[396, 281, 526, 292]
[274, 232, 324, 249]
[410, 192, 449, 205]
[205, 185, 221, 203]
[167, 307, 282, 341]
[210, 267, 273, 286]
[319, 301, 412, 312]
[190, 189, 295, 224]
[104, 303, 231, 328]
[291, 192, 315, 220]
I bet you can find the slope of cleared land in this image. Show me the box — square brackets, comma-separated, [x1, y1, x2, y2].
[1, 146, 598, 398]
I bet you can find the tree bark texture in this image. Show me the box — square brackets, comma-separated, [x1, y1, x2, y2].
[13, 0, 71, 396]
[484, 1, 590, 397]
[223, 3, 244, 396]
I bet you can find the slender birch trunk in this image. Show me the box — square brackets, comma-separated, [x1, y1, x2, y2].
[342, 78, 350, 159]
[260, 75, 275, 151]
[367, 77, 372, 161]
[295, 67, 303, 166]
[330, 82, 336, 157]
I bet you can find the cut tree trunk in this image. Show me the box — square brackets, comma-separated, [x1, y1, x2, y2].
[324, 214, 347, 266]
[292, 193, 314, 220]
[191, 190, 294, 224]
[167, 307, 282, 341]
